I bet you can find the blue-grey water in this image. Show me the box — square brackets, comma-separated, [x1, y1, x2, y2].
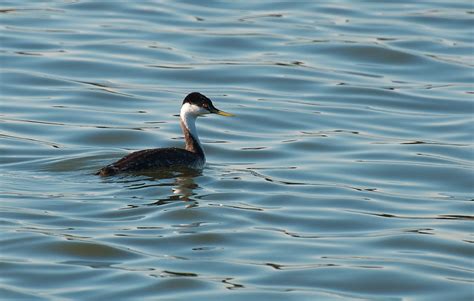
[1, 1, 473, 300]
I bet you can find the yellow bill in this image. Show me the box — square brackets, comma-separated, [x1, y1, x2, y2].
[215, 110, 235, 117]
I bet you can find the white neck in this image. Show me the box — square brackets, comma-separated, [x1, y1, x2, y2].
[180, 103, 201, 145]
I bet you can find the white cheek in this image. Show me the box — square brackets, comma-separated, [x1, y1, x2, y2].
[181, 103, 194, 116]
[194, 105, 209, 115]
[200, 107, 209, 114]
[183, 103, 208, 116]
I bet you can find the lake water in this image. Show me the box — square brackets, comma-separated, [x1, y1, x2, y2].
[1, 1, 473, 300]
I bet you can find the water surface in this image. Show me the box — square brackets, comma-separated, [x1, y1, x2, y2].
[1, 1, 473, 300]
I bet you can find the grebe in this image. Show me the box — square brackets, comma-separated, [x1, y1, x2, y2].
[96, 92, 234, 176]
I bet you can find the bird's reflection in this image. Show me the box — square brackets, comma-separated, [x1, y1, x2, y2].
[125, 168, 202, 207]
[172, 173, 199, 201]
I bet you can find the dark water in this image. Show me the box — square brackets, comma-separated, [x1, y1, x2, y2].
[1, 1, 473, 300]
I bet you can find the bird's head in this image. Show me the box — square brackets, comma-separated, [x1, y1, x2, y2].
[181, 92, 234, 118]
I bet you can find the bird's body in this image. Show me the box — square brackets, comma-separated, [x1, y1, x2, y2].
[96, 92, 233, 176]
[96, 147, 204, 176]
